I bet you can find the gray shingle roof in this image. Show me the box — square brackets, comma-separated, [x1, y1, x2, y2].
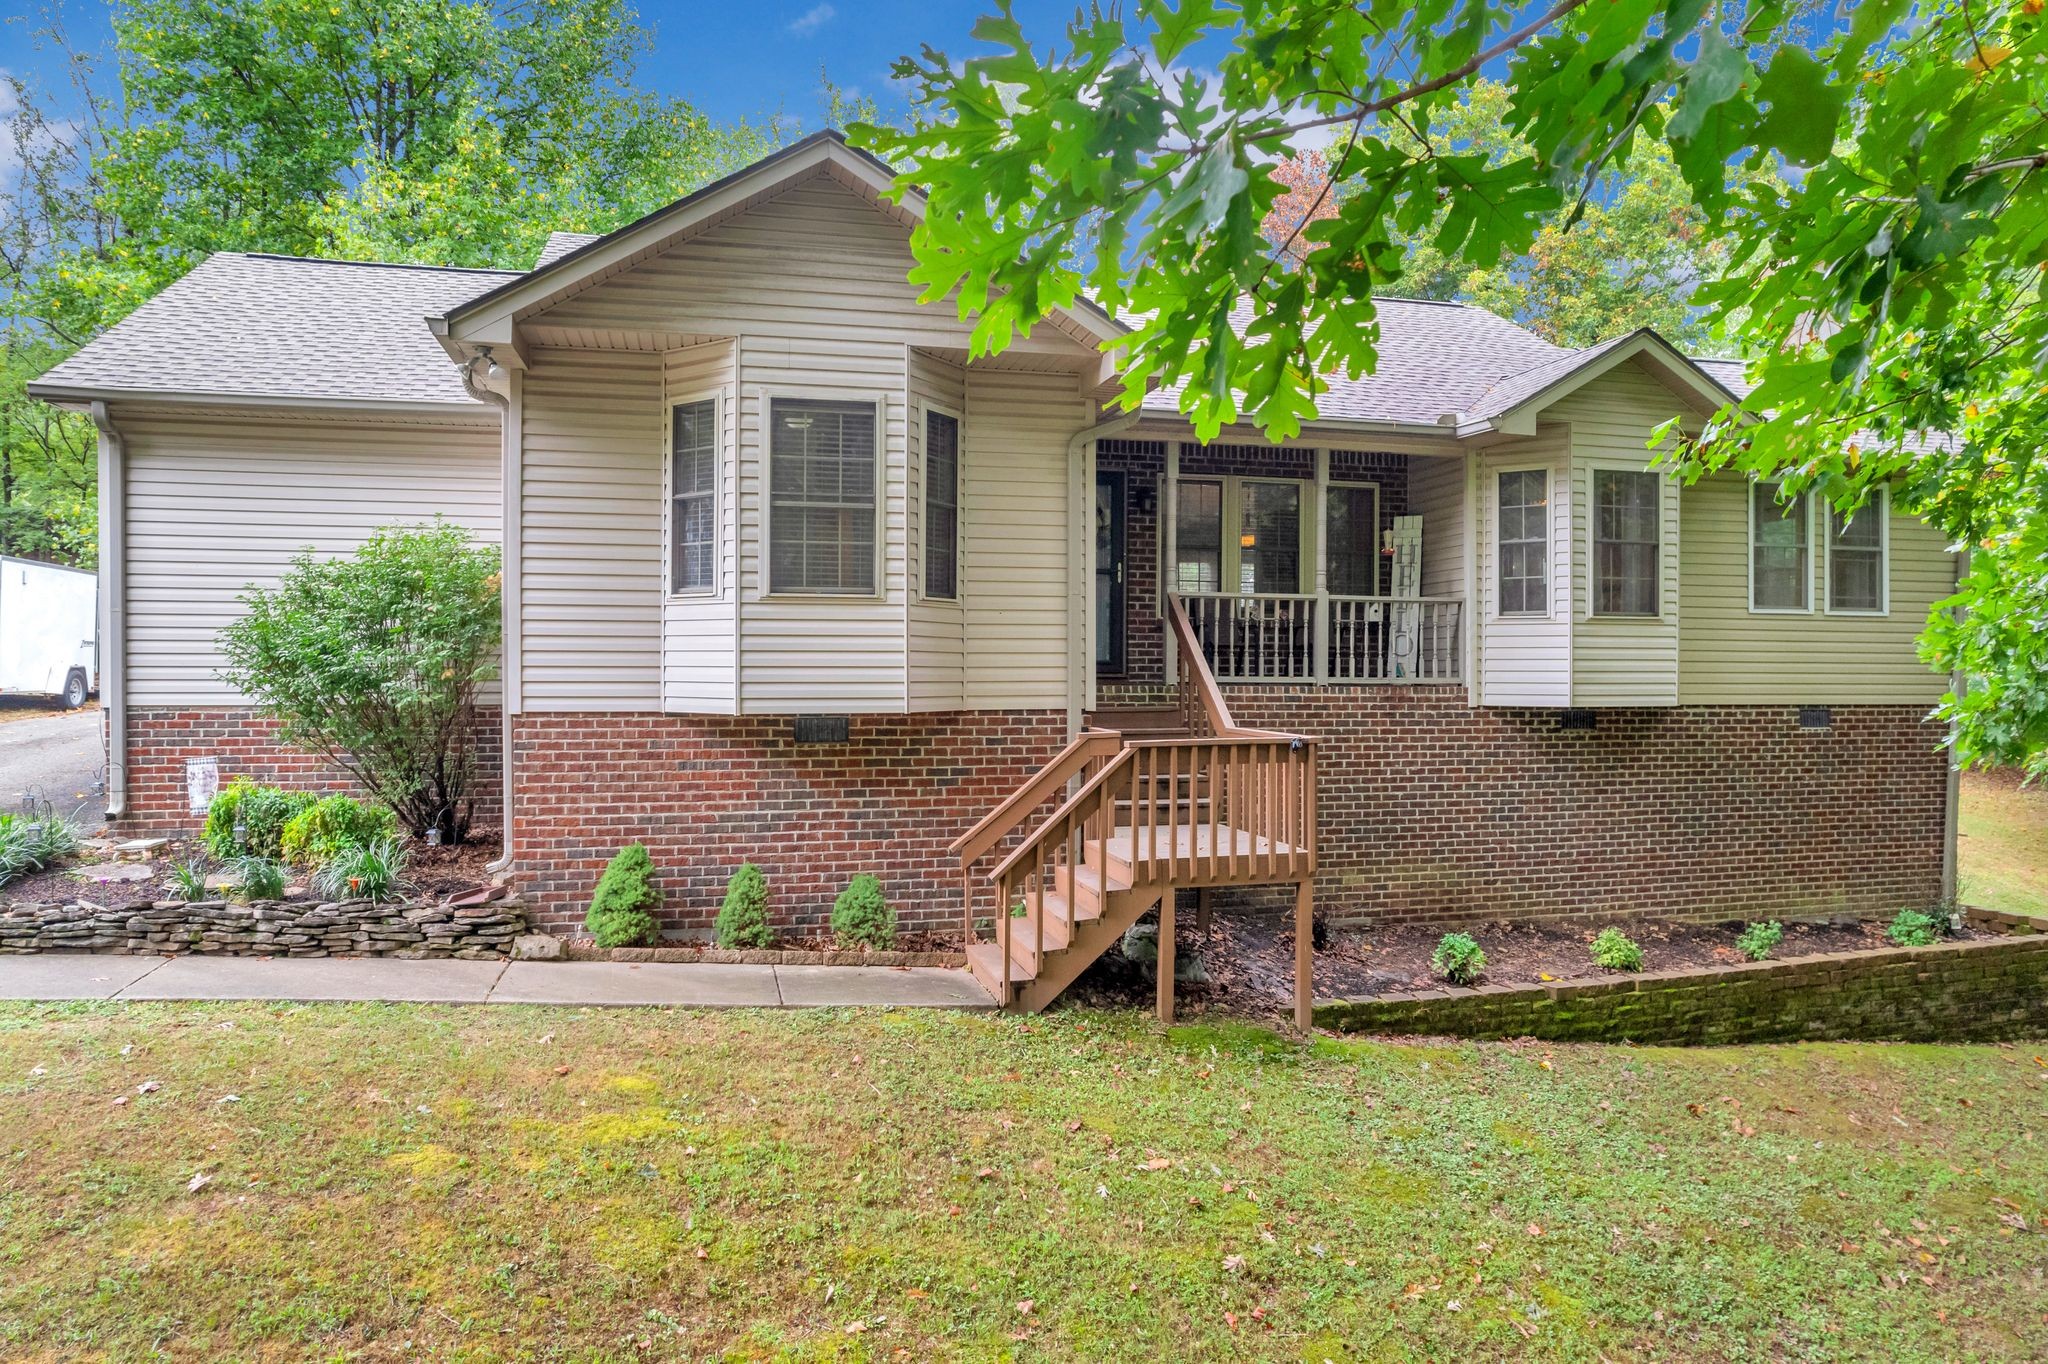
[534, 231, 600, 268]
[31, 252, 519, 408]
[1139, 296, 1570, 426]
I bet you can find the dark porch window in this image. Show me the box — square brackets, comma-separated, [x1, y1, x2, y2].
[1325, 483, 1380, 596]
[1175, 479, 1223, 593]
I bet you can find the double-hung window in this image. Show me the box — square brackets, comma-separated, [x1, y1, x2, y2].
[670, 398, 717, 594]
[923, 409, 960, 601]
[1749, 480, 1811, 611]
[768, 397, 877, 595]
[1827, 490, 1888, 613]
[1591, 469, 1661, 617]
[1324, 484, 1381, 596]
[1496, 469, 1549, 616]
[1174, 479, 1224, 593]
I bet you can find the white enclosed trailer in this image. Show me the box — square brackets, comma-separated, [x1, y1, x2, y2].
[0, 556, 97, 708]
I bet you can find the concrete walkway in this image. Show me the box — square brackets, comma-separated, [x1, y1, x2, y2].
[0, 955, 996, 1009]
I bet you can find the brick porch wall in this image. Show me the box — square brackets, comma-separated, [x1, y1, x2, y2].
[1214, 687, 1948, 927]
[122, 706, 504, 837]
[509, 710, 1068, 937]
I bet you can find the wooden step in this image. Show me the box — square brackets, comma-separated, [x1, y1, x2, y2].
[1068, 862, 1131, 904]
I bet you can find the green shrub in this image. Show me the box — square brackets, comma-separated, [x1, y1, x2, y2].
[831, 873, 897, 950]
[281, 795, 398, 866]
[167, 857, 210, 902]
[1887, 908, 1943, 947]
[1590, 927, 1644, 972]
[203, 779, 316, 859]
[585, 843, 662, 947]
[231, 854, 287, 902]
[1430, 932, 1486, 986]
[312, 837, 409, 903]
[715, 863, 773, 949]
[0, 811, 81, 887]
[217, 521, 501, 845]
[1736, 920, 1784, 962]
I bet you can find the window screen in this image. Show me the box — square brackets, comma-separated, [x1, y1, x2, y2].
[1325, 484, 1380, 596]
[1237, 481, 1302, 594]
[670, 398, 716, 593]
[1174, 479, 1223, 593]
[1592, 469, 1661, 616]
[1750, 481, 1809, 610]
[1829, 498, 1886, 612]
[1497, 469, 1548, 615]
[923, 410, 959, 600]
[769, 398, 877, 595]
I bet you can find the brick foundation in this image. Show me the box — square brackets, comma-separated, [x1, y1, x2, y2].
[1213, 687, 1948, 927]
[122, 706, 503, 836]
[509, 710, 1067, 936]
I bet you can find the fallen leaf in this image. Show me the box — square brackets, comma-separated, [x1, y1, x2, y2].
[1222, 1254, 1247, 1274]
[137, 1080, 161, 1095]
[1526, 1223, 1543, 1237]
[1015, 1299, 1035, 1316]
[1140, 1158, 1172, 1171]
[186, 1171, 212, 1194]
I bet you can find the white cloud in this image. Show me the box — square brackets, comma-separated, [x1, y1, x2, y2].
[787, 4, 835, 36]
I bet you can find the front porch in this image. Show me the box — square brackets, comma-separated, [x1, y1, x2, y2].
[1091, 439, 1469, 693]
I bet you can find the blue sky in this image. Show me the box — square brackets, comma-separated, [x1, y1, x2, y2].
[0, 1, 1095, 133]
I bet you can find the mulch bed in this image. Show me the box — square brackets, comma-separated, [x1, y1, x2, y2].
[2, 832, 503, 907]
[1065, 912, 2002, 1020]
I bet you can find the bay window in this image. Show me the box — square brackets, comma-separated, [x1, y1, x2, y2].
[923, 409, 959, 601]
[768, 397, 878, 596]
[1592, 468, 1661, 617]
[670, 397, 716, 594]
[1496, 468, 1549, 616]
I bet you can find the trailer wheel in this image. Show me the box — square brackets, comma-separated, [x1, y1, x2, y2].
[62, 669, 89, 710]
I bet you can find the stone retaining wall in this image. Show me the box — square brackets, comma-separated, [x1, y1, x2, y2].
[0, 898, 528, 959]
[1313, 934, 2048, 1045]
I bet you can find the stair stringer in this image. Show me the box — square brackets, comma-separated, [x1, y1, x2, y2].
[1009, 882, 1169, 1013]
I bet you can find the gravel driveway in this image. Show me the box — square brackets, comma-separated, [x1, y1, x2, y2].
[0, 701, 104, 821]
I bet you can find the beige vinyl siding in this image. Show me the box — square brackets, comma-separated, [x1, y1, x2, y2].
[662, 340, 738, 714]
[1556, 369, 1683, 706]
[1408, 453, 1465, 598]
[115, 407, 499, 707]
[519, 349, 663, 711]
[908, 348, 966, 710]
[963, 368, 1089, 710]
[1678, 472, 1953, 703]
[1476, 432, 1571, 706]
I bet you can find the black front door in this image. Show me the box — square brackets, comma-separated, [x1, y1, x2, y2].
[1095, 471, 1127, 677]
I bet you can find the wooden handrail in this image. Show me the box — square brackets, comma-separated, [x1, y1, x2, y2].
[1165, 592, 1239, 735]
[949, 730, 1123, 866]
[987, 746, 1136, 883]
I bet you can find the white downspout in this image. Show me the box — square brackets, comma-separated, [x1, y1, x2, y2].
[460, 358, 519, 875]
[89, 402, 127, 818]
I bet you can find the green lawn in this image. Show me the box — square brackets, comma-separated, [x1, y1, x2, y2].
[1960, 769, 2048, 918]
[3, 1004, 2046, 1361]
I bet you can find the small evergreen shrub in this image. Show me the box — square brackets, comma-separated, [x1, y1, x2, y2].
[1887, 908, 1942, 947]
[1590, 927, 1644, 972]
[231, 854, 287, 902]
[203, 779, 316, 859]
[281, 795, 398, 866]
[831, 873, 897, 950]
[167, 857, 210, 902]
[1430, 932, 1487, 986]
[313, 837, 409, 903]
[585, 843, 662, 947]
[715, 863, 773, 949]
[1736, 920, 1784, 961]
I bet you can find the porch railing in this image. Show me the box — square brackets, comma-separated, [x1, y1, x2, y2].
[1174, 591, 1464, 685]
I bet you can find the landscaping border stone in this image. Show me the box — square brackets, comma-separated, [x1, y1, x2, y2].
[0, 898, 528, 960]
[563, 942, 966, 968]
[1313, 930, 2048, 1044]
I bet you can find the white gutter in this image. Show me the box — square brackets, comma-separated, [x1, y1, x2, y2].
[89, 402, 127, 818]
[29, 383, 494, 418]
[1066, 409, 1142, 734]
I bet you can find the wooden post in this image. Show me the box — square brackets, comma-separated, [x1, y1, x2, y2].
[961, 870, 974, 945]
[1156, 893, 1176, 1026]
[1293, 878, 1314, 1032]
[1196, 887, 1212, 935]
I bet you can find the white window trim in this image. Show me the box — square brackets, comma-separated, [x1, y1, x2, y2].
[1325, 478, 1382, 598]
[665, 388, 722, 599]
[1584, 461, 1669, 621]
[918, 400, 963, 605]
[1491, 462, 1553, 621]
[1824, 484, 1891, 617]
[1746, 479, 1814, 615]
[759, 388, 888, 603]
